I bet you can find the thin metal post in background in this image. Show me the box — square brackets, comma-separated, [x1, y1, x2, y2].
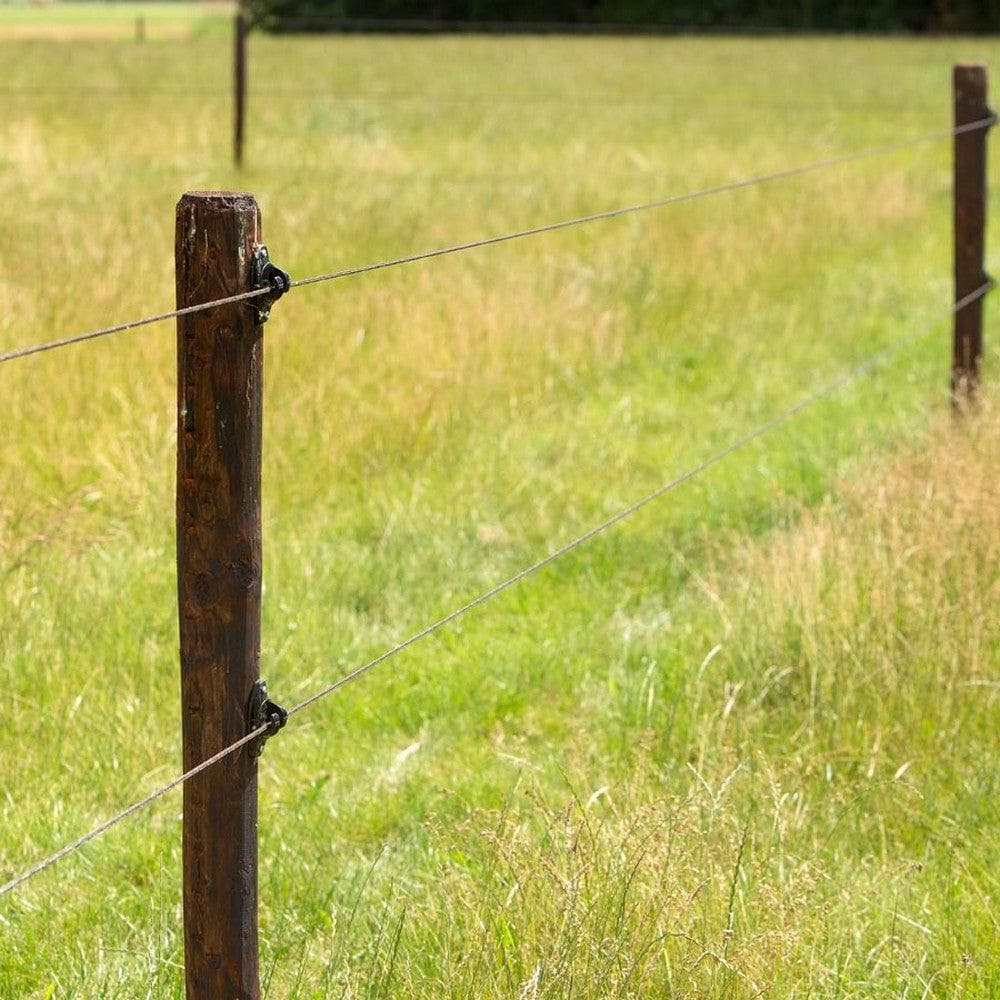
[952, 63, 992, 404]
[234, 10, 248, 167]
[175, 192, 264, 1000]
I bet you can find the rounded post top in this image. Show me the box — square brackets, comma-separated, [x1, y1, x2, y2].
[175, 192, 261, 239]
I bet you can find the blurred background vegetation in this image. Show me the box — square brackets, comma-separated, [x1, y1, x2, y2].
[246, 0, 1000, 33]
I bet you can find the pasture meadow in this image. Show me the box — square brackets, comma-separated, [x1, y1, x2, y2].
[0, 5, 997, 995]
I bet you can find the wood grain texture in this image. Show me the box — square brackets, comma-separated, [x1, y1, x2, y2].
[176, 191, 263, 1000]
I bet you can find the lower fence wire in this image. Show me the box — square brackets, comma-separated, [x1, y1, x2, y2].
[0, 280, 991, 900]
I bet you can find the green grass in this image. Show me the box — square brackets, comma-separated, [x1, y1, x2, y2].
[0, 12, 998, 997]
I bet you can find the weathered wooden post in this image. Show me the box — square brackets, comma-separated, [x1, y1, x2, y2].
[176, 192, 264, 1000]
[952, 63, 992, 404]
[234, 10, 248, 167]
[136, 15, 145, 42]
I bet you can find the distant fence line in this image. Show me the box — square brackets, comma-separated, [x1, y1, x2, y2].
[0, 58, 993, 1000]
[0, 82, 940, 114]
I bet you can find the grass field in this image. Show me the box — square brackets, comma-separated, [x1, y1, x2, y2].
[0, 4, 998, 996]
[0, 2, 229, 40]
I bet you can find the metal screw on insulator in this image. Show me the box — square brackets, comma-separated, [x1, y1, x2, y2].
[251, 244, 291, 324]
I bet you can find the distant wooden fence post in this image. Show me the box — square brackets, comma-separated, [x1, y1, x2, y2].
[234, 10, 248, 167]
[136, 16, 145, 43]
[952, 63, 992, 405]
[176, 192, 264, 1000]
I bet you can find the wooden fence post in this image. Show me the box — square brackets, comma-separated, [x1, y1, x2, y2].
[136, 15, 145, 42]
[176, 192, 264, 1000]
[952, 63, 991, 404]
[234, 11, 248, 167]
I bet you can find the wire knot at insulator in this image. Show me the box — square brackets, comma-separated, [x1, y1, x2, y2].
[252, 244, 291, 324]
[247, 679, 288, 758]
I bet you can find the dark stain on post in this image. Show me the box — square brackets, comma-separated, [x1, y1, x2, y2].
[176, 191, 263, 1000]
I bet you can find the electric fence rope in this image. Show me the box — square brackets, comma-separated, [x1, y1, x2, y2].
[0, 278, 990, 900]
[0, 115, 993, 367]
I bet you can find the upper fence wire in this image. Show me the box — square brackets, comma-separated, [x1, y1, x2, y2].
[0, 114, 994, 368]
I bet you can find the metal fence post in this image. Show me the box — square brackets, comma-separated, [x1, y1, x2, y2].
[235, 11, 248, 167]
[175, 192, 264, 1000]
[952, 63, 992, 404]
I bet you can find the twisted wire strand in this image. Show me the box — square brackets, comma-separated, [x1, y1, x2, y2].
[0, 288, 270, 365]
[284, 280, 992, 715]
[0, 278, 990, 900]
[1, 115, 993, 367]
[0, 726, 267, 898]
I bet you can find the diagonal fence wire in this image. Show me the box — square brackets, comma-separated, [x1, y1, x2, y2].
[0, 289, 272, 366]
[287, 114, 996, 288]
[0, 115, 994, 367]
[282, 283, 994, 714]
[0, 279, 991, 900]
